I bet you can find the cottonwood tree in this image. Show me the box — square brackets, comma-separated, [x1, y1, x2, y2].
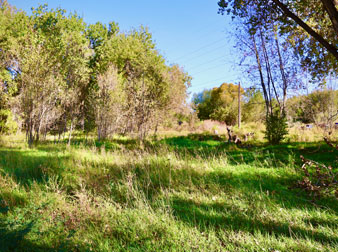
[13, 31, 63, 145]
[93, 65, 123, 140]
[153, 64, 191, 133]
[97, 28, 174, 139]
[0, 1, 26, 133]
[85, 21, 119, 133]
[218, 0, 338, 80]
[9, 5, 90, 145]
[224, 6, 301, 143]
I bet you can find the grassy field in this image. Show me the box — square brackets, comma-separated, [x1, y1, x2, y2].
[0, 133, 337, 251]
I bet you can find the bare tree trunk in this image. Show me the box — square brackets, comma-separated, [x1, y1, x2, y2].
[252, 34, 270, 115]
[274, 28, 288, 113]
[28, 118, 34, 147]
[259, 27, 281, 112]
[68, 119, 73, 146]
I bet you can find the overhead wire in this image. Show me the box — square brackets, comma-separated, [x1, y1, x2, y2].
[172, 38, 227, 62]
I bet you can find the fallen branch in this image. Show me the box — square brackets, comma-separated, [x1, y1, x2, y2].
[292, 155, 338, 199]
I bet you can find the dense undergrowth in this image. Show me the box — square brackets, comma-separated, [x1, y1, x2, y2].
[0, 134, 337, 251]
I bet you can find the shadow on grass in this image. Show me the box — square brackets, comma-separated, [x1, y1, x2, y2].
[161, 134, 338, 167]
[0, 221, 55, 252]
[84, 154, 337, 214]
[171, 196, 338, 246]
[0, 219, 79, 252]
[0, 149, 69, 186]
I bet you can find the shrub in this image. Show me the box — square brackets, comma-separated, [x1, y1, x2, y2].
[264, 112, 288, 144]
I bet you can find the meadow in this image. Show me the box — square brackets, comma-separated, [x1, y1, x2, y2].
[0, 132, 337, 252]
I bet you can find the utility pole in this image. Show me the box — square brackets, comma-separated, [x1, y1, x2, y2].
[238, 82, 241, 128]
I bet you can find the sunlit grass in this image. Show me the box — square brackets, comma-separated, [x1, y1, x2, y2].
[0, 134, 337, 251]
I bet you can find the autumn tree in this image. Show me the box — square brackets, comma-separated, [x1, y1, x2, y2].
[193, 83, 244, 125]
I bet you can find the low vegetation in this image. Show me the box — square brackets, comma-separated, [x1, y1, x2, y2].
[0, 132, 337, 251]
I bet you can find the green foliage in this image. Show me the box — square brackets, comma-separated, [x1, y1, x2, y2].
[194, 84, 265, 125]
[0, 2, 190, 142]
[265, 112, 288, 144]
[218, 0, 338, 81]
[287, 89, 338, 125]
[242, 89, 265, 123]
[0, 109, 17, 134]
[193, 83, 243, 125]
[192, 89, 213, 120]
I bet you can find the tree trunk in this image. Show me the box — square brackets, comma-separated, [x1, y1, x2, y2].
[274, 29, 288, 113]
[252, 34, 270, 115]
[68, 119, 73, 146]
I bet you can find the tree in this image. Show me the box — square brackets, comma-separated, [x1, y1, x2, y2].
[1, 3, 191, 142]
[6, 5, 90, 145]
[192, 89, 213, 120]
[287, 89, 338, 126]
[0, 1, 24, 134]
[222, 5, 301, 143]
[218, 0, 338, 80]
[93, 65, 123, 140]
[193, 83, 244, 125]
[242, 88, 265, 123]
[87, 25, 190, 139]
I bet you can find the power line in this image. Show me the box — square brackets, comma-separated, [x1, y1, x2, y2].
[187, 55, 227, 72]
[182, 43, 228, 64]
[172, 38, 226, 62]
[189, 76, 232, 88]
[190, 63, 228, 76]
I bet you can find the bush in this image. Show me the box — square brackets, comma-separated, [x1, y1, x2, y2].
[264, 112, 288, 144]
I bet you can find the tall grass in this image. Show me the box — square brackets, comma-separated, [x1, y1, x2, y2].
[0, 134, 337, 251]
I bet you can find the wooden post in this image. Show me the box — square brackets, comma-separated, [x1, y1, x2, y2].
[238, 82, 241, 128]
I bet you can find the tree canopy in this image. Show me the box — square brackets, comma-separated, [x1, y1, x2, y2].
[218, 0, 338, 80]
[193, 83, 265, 125]
[0, 1, 191, 142]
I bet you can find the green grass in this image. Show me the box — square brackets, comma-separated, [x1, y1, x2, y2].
[0, 134, 337, 251]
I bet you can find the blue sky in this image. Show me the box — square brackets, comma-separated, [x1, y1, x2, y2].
[9, 0, 243, 99]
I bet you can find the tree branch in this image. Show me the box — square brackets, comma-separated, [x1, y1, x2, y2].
[271, 0, 338, 60]
[320, 0, 338, 36]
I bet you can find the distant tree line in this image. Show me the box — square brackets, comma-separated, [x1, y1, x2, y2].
[0, 1, 191, 144]
[193, 83, 338, 138]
